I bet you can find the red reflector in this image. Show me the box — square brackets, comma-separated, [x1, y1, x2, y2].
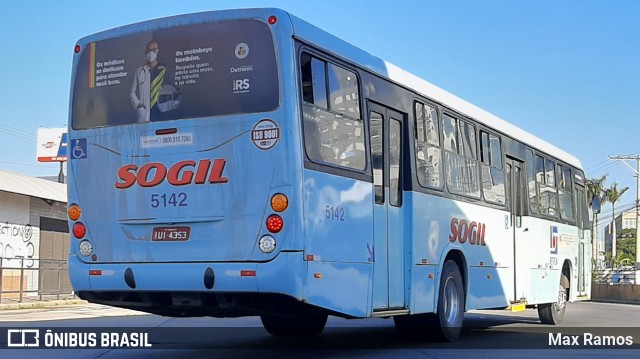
[155, 128, 178, 135]
[240, 270, 256, 277]
[73, 222, 86, 239]
[306, 254, 314, 261]
[268, 15, 277, 25]
[74, 44, 81, 53]
[89, 270, 102, 276]
[266, 214, 283, 233]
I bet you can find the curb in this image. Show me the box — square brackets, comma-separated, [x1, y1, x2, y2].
[590, 298, 640, 306]
[0, 299, 88, 310]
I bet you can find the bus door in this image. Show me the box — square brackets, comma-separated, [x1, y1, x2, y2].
[368, 102, 405, 310]
[574, 184, 589, 297]
[505, 157, 527, 302]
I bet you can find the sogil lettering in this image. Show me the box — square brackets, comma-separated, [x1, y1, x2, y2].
[449, 218, 486, 246]
[115, 159, 228, 189]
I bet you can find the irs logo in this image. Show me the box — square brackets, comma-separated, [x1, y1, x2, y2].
[233, 79, 250, 94]
[7, 329, 40, 347]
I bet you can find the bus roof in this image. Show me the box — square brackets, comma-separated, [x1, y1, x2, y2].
[285, 10, 583, 170]
[73, 7, 582, 170]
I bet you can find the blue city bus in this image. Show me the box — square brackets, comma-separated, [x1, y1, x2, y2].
[67, 8, 592, 341]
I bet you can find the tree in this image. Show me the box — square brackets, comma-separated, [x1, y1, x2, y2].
[605, 183, 629, 259]
[617, 228, 637, 265]
[585, 175, 607, 268]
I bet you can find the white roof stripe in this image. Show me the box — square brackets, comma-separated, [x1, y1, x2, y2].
[382, 61, 582, 169]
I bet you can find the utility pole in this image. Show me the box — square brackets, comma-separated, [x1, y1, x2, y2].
[609, 155, 640, 284]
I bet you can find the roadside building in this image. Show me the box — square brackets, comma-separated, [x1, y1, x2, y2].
[0, 169, 70, 301]
[604, 208, 638, 256]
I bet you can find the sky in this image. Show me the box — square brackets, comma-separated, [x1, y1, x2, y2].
[0, 0, 638, 226]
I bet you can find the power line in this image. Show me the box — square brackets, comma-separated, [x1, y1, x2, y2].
[0, 128, 36, 142]
[0, 124, 36, 138]
[586, 161, 620, 176]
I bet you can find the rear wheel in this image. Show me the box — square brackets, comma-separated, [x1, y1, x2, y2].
[260, 312, 328, 337]
[394, 260, 465, 342]
[538, 276, 568, 325]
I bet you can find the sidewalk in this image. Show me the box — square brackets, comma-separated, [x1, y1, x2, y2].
[0, 295, 87, 310]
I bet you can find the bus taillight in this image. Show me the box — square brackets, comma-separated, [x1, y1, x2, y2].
[73, 222, 87, 239]
[68, 204, 82, 221]
[79, 240, 93, 257]
[74, 44, 81, 53]
[270, 194, 288, 212]
[266, 214, 283, 233]
[259, 235, 276, 254]
[268, 16, 277, 25]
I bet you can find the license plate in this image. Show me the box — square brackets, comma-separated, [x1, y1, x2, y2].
[152, 226, 190, 241]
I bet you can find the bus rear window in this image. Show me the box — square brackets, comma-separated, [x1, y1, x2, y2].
[72, 19, 278, 129]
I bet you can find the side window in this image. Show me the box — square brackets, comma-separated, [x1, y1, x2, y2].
[458, 120, 477, 160]
[525, 149, 538, 214]
[574, 183, 589, 238]
[414, 102, 443, 188]
[389, 118, 402, 207]
[328, 64, 360, 117]
[545, 158, 556, 187]
[557, 164, 575, 221]
[371, 111, 384, 204]
[536, 154, 558, 217]
[442, 115, 457, 153]
[301, 54, 327, 108]
[479, 131, 505, 205]
[443, 114, 480, 198]
[300, 52, 365, 171]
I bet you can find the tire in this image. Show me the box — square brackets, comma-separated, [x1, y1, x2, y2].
[538, 280, 568, 325]
[260, 312, 328, 337]
[434, 260, 465, 341]
[394, 260, 465, 342]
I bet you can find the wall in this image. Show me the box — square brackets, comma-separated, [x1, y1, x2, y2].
[592, 283, 640, 304]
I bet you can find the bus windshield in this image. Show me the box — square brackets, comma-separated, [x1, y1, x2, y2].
[72, 19, 278, 129]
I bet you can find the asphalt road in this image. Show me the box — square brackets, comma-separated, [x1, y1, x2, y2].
[1, 301, 639, 358]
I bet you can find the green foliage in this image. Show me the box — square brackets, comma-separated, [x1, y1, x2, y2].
[585, 175, 607, 207]
[605, 183, 629, 205]
[604, 229, 637, 267]
[616, 229, 637, 263]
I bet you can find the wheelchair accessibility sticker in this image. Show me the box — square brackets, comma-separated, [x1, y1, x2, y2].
[71, 139, 87, 159]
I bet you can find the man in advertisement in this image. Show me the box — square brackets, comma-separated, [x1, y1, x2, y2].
[130, 40, 167, 122]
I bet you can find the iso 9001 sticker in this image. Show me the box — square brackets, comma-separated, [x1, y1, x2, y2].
[251, 119, 280, 150]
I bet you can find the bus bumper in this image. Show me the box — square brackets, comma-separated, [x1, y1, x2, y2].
[68, 252, 307, 316]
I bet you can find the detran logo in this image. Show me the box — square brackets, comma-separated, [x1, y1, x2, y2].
[115, 159, 228, 189]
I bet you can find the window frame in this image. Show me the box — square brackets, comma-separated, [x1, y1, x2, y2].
[299, 49, 369, 179]
[479, 129, 506, 206]
[442, 112, 481, 199]
[413, 100, 444, 190]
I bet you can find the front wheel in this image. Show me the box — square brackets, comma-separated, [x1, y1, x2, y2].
[538, 280, 568, 325]
[260, 312, 328, 337]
